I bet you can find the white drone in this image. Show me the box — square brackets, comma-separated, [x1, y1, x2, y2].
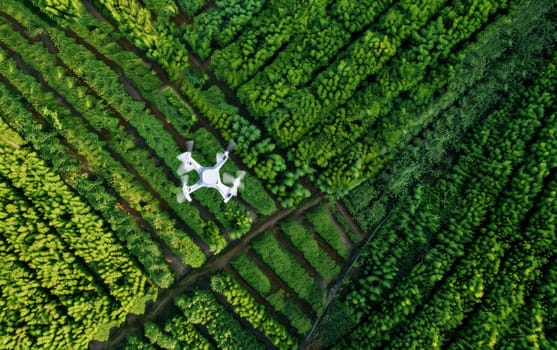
[176, 140, 245, 203]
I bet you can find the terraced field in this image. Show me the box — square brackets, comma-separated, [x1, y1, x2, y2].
[1, 0, 556, 349]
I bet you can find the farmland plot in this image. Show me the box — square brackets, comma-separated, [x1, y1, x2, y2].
[1, 0, 556, 349]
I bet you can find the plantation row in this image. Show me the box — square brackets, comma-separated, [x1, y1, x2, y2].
[112, 202, 353, 348]
[0, 118, 156, 348]
[4, 0, 556, 349]
[1, 0, 279, 273]
[121, 274, 293, 350]
[344, 0, 557, 233]
[82, 0, 523, 206]
[209, 0, 510, 194]
[331, 48, 557, 349]
[0, 2, 256, 249]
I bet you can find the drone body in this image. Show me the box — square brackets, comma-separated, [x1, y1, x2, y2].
[176, 140, 245, 203]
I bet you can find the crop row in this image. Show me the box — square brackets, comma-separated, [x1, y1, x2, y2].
[251, 231, 325, 313]
[230, 253, 313, 334]
[0, 28, 210, 269]
[0, 79, 175, 289]
[338, 49, 557, 348]
[383, 111, 557, 349]
[279, 220, 340, 281]
[344, 0, 557, 232]
[210, 273, 297, 349]
[0, 179, 116, 346]
[0, 120, 155, 346]
[175, 290, 265, 349]
[494, 257, 557, 350]
[93, 0, 188, 81]
[0, 9, 249, 255]
[0, 120, 152, 309]
[0, 227, 89, 349]
[183, 0, 266, 59]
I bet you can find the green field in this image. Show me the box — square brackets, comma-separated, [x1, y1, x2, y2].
[0, 0, 556, 349]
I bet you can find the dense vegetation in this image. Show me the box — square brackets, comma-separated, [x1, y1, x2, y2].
[0, 0, 555, 349]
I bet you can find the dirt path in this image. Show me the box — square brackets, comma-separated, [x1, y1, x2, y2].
[93, 194, 323, 349]
[334, 201, 367, 241]
[302, 209, 393, 348]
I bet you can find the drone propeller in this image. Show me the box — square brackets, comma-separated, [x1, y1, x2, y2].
[222, 172, 234, 185]
[226, 140, 236, 153]
[235, 170, 246, 182]
[186, 140, 194, 153]
[176, 192, 187, 203]
[180, 175, 189, 185]
[223, 170, 246, 191]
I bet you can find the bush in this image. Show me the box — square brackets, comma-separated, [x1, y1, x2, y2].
[280, 220, 340, 281]
[230, 254, 272, 296]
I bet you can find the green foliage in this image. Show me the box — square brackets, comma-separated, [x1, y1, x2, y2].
[0, 11, 209, 265]
[252, 232, 325, 312]
[92, 0, 188, 81]
[305, 205, 350, 258]
[280, 220, 340, 281]
[344, 0, 557, 233]
[29, 0, 85, 20]
[0, 118, 154, 308]
[230, 254, 272, 296]
[310, 300, 355, 347]
[183, 0, 266, 59]
[0, 119, 154, 347]
[337, 46, 557, 350]
[267, 289, 312, 334]
[175, 290, 265, 349]
[121, 335, 157, 350]
[144, 322, 180, 350]
[175, 0, 206, 17]
[0, 83, 174, 288]
[163, 315, 213, 349]
[211, 273, 297, 349]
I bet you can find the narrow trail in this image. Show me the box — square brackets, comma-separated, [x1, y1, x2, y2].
[303, 209, 394, 348]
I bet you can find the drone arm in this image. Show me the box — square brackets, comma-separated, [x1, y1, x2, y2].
[176, 191, 189, 203]
[213, 151, 229, 171]
[185, 182, 203, 194]
[177, 153, 203, 175]
[213, 182, 234, 202]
